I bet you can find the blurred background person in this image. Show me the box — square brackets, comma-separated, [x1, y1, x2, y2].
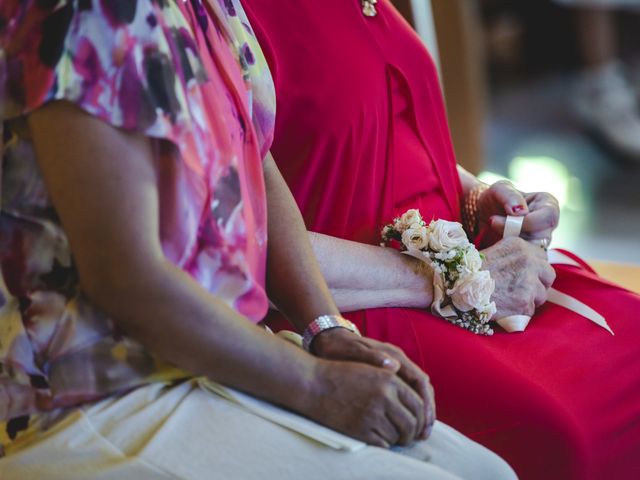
[557, 0, 640, 161]
[425, 0, 640, 268]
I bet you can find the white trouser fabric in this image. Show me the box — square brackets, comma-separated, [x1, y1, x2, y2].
[0, 381, 517, 480]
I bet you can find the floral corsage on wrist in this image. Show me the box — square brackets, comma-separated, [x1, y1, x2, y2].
[381, 209, 497, 335]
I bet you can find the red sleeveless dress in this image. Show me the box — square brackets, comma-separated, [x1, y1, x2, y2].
[242, 1, 640, 478]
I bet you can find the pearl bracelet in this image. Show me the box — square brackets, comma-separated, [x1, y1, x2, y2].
[302, 315, 361, 352]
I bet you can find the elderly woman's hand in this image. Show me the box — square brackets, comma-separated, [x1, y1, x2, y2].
[312, 328, 435, 441]
[477, 181, 560, 242]
[306, 358, 429, 448]
[482, 237, 556, 318]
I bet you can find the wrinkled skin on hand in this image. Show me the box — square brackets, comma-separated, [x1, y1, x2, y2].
[308, 358, 428, 448]
[481, 237, 556, 318]
[311, 328, 435, 445]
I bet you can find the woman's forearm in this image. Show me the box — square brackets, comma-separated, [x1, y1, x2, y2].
[89, 256, 319, 414]
[28, 102, 320, 417]
[457, 164, 484, 196]
[309, 232, 433, 311]
[268, 165, 485, 313]
[263, 154, 340, 331]
[303, 165, 485, 312]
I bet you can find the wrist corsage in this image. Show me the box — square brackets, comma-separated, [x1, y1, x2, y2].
[381, 209, 497, 335]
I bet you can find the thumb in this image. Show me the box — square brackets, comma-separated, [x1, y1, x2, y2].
[491, 181, 528, 216]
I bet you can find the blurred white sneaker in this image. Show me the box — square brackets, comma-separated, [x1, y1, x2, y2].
[574, 61, 640, 162]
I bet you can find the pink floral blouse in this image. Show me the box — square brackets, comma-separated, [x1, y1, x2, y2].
[0, 0, 275, 449]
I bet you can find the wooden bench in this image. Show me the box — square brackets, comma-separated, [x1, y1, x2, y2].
[589, 260, 640, 294]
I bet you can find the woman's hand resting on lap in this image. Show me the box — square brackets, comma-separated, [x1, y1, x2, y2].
[481, 237, 556, 318]
[312, 328, 435, 442]
[306, 357, 428, 448]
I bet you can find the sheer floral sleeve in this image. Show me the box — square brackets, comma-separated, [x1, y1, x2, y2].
[0, 0, 275, 450]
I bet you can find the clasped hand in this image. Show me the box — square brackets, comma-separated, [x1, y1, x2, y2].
[309, 328, 435, 448]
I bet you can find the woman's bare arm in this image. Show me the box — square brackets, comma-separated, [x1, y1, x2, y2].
[263, 152, 433, 439]
[28, 101, 319, 411]
[263, 153, 341, 330]
[308, 232, 433, 311]
[292, 167, 473, 312]
[305, 171, 553, 316]
[26, 100, 428, 446]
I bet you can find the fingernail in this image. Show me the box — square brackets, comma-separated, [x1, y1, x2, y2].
[512, 205, 525, 214]
[382, 358, 399, 369]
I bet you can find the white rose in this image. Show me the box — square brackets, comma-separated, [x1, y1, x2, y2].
[399, 209, 422, 230]
[393, 219, 405, 232]
[448, 270, 495, 312]
[401, 223, 429, 251]
[428, 220, 469, 252]
[460, 247, 483, 273]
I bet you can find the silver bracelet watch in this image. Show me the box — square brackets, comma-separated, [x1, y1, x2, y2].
[302, 314, 361, 352]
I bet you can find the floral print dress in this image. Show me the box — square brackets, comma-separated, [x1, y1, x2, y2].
[0, 0, 275, 453]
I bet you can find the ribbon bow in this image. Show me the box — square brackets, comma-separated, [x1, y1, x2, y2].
[495, 216, 614, 335]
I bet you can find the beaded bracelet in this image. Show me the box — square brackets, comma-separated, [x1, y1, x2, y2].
[461, 183, 489, 240]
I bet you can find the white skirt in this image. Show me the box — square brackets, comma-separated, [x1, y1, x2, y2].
[0, 380, 516, 480]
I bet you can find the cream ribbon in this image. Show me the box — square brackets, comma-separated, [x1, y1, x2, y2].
[200, 379, 366, 451]
[496, 216, 614, 335]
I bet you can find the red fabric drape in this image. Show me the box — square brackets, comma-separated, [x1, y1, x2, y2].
[243, 1, 640, 478]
